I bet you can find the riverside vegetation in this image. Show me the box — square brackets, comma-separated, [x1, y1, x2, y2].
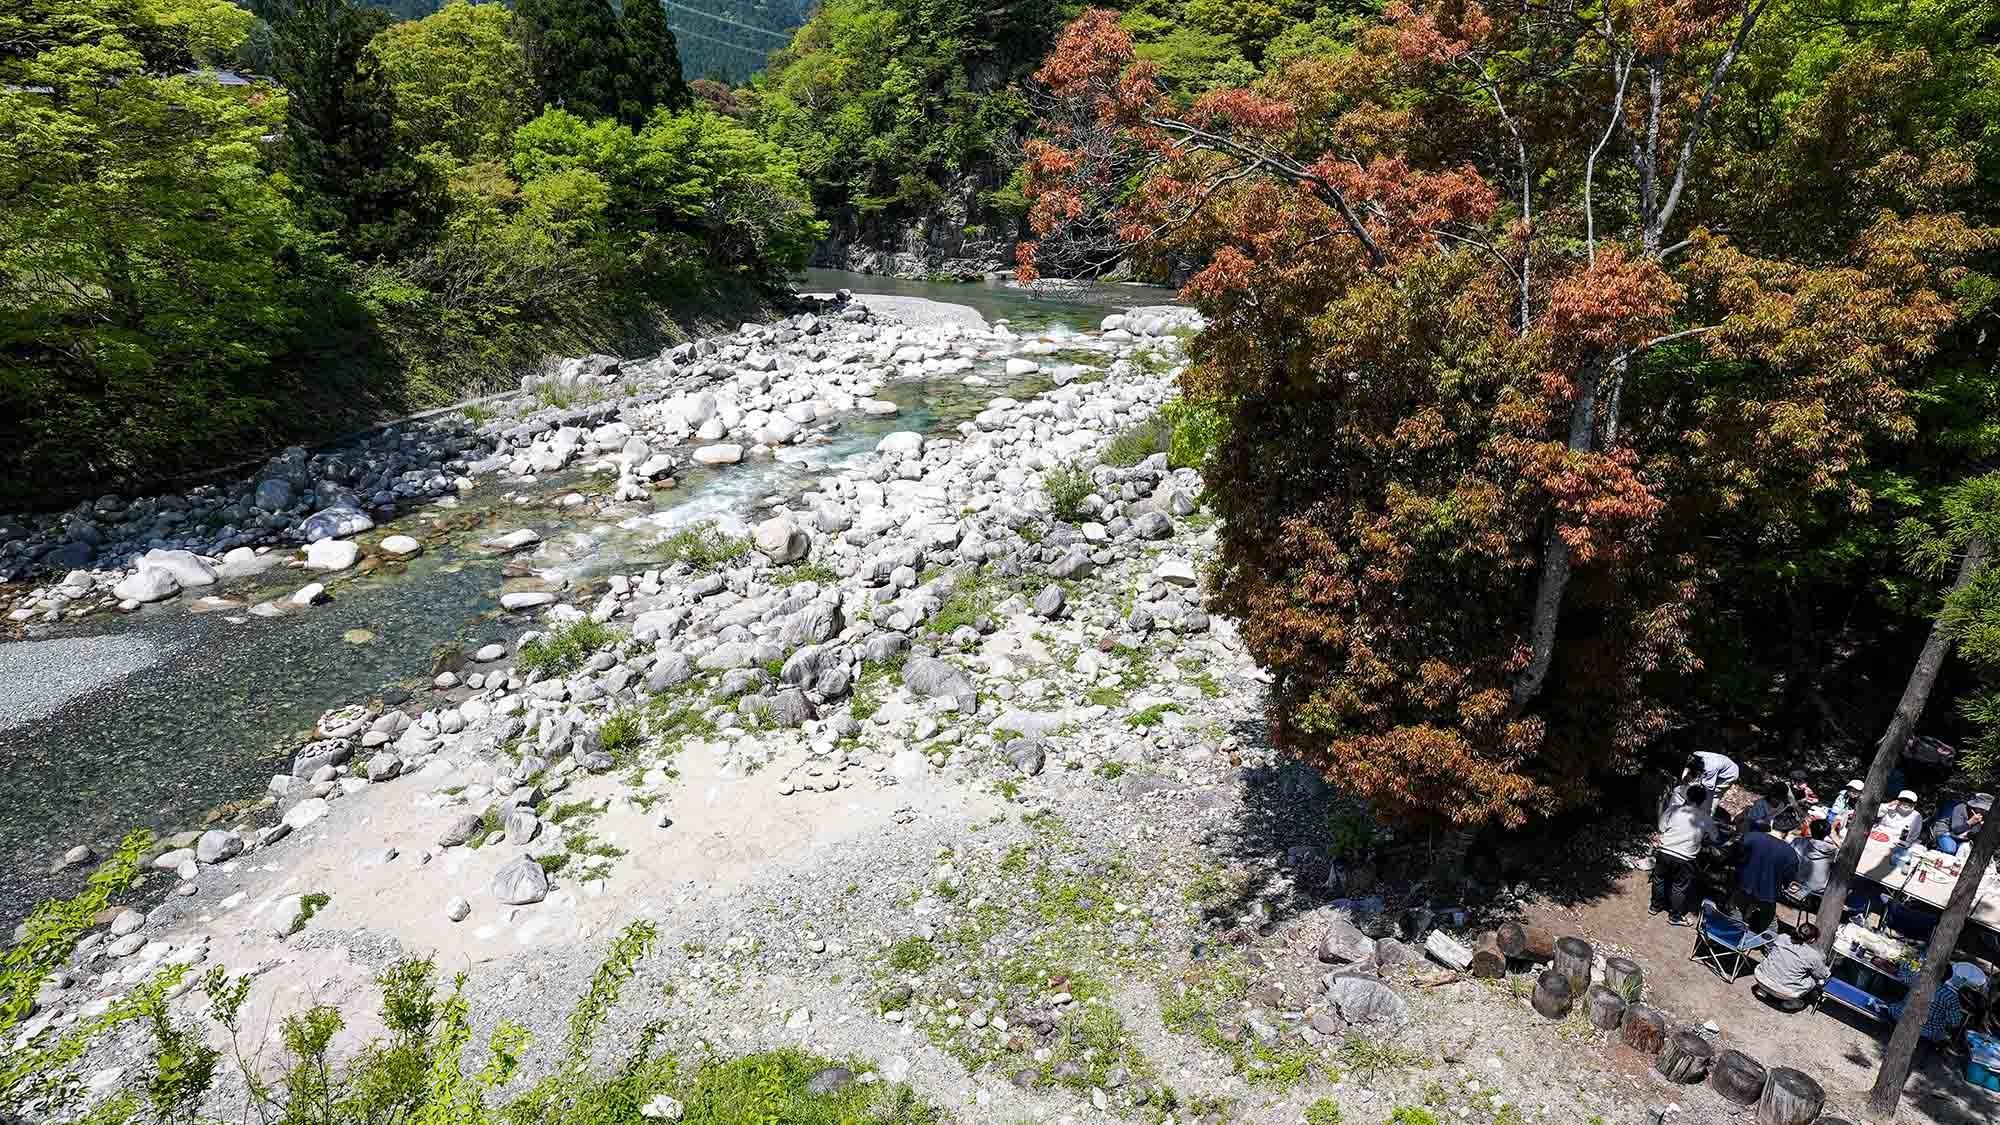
[9, 0, 2000, 1120]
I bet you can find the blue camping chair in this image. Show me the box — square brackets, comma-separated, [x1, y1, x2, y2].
[1883, 900, 1941, 942]
[1691, 900, 1777, 984]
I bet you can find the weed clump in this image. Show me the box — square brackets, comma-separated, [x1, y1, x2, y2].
[1042, 461, 1094, 522]
[661, 522, 752, 571]
[517, 618, 617, 677]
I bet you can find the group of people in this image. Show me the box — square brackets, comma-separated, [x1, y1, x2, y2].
[1647, 751, 1995, 1048]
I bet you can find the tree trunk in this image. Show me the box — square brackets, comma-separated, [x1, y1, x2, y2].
[1604, 956, 1643, 1002]
[1531, 969, 1574, 1019]
[1497, 922, 1557, 962]
[1554, 936, 1594, 993]
[1585, 983, 1627, 1030]
[1867, 812, 2000, 1117]
[1655, 1029, 1713, 1082]
[1815, 536, 1991, 955]
[1470, 932, 1507, 979]
[1619, 1003, 1667, 1053]
[1759, 1067, 1824, 1125]
[1710, 1048, 1767, 1106]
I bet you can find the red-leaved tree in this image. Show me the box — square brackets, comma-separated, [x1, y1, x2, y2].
[1020, 4, 1987, 860]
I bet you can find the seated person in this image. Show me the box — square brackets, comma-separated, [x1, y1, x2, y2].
[1830, 779, 1864, 819]
[1753, 923, 1832, 1011]
[1732, 819, 1799, 933]
[1790, 818, 1837, 897]
[1930, 793, 1991, 855]
[1888, 974, 1967, 1051]
[1875, 790, 1925, 848]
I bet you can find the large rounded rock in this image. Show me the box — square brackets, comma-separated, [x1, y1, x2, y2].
[437, 812, 483, 847]
[282, 797, 329, 831]
[194, 830, 243, 865]
[302, 505, 374, 543]
[754, 517, 811, 564]
[379, 534, 422, 557]
[903, 656, 976, 712]
[253, 478, 295, 511]
[875, 431, 924, 456]
[492, 855, 549, 905]
[139, 549, 217, 588]
[305, 539, 360, 571]
[113, 567, 179, 603]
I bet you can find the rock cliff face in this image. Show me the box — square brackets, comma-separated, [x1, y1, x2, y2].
[811, 175, 1018, 280]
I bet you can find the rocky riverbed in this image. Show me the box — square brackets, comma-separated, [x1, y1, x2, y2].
[7, 293, 1801, 1125]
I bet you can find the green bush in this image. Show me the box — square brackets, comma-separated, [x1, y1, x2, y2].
[517, 618, 619, 677]
[1043, 461, 1095, 522]
[661, 523, 754, 571]
[1161, 395, 1230, 471]
[1104, 415, 1173, 467]
[1307, 1097, 1344, 1125]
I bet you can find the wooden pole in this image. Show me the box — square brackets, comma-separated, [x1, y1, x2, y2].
[1868, 813, 2000, 1117]
[1604, 956, 1642, 1001]
[1584, 983, 1626, 1030]
[1814, 537, 1989, 956]
[1654, 1029, 1713, 1082]
[1497, 922, 1557, 962]
[1758, 1067, 1825, 1125]
[1619, 1003, 1667, 1054]
[1554, 935, 1593, 993]
[1531, 969, 1574, 1019]
[1470, 932, 1507, 979]
[1710, 1049, 1767, 1106]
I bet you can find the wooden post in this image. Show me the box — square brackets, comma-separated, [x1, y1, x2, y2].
[1584, 983, 1626, 1031]
[1654, 1029, 1713, 1083]
[1710, 1048, 1767, 1106]
[1604, 955, 1642, 1001]
[1757, 1067, 1824, 1125]
[1531, 969, 1574, 1019]
[1554, 935, 1593, 993]
[1497, 922, 1557, 962]
[1470, 932, 1507, 979]
[1619, 1004, 1667, 1054]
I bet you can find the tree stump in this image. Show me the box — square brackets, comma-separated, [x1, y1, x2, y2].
[1619, 1003, 1668, 1054]
[1555, 935, 1594, 992]
[1756, 1068, 1823, 1125]
[1497, 922, 1557, 962]
[1604, 955, 1643, 1002]
[1531, 969, 1574, 1019]
[1585, 984, 1627, 1031]
[1654, 1030, 1714, 1083]
[1709, 1049, 1767, 1106]
[1470, 932, 1507, 979]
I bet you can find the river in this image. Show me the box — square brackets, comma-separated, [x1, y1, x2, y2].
[0, 272, 1179, 927]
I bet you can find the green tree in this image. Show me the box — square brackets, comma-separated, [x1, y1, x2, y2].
[515, 0, 630, 121]
[620, 0, 691, 121]
[0, 0, 304, 503]
[263, 0, 435, 259]
[369, 0, 531, 162]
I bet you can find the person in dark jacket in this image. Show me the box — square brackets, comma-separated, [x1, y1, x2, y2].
[1732, 820, 1800, 933]
[1931, 794, 1991, 855]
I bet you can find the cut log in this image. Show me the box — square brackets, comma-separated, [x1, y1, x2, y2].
[1469, 932, 1507, 979]
[1756, 1067, 1823, 1125]
[1654, 1029, 1714, 1083]
[1585, 984, 1627, 1031]
[1604, 955, 1643, 1002]
[1496, 922, 1557, 962]
[1555, 935, 1594, 993]
[1709, 1049, 1767, 1106]
[1531, 969, 1574, 1019]
[1424, 930, 1475, 971]
[1619, 1003, 1668, 1054]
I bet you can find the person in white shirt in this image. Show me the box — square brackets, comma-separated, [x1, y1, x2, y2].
[1653, 783, 1719, 925]
[1876, 790, 1925, 848]
[1685, 752, 1740, 802]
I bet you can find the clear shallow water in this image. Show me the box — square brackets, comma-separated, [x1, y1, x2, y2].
[0, 272, 1176, 925]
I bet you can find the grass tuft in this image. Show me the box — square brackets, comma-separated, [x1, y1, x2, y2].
[1042, 461, 1093, 523]
[517, 618, 618, 678]
[661, 522, 753, 571]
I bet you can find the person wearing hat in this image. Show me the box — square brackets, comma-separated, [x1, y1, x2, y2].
[1829, 780, 1866, 846]
[1877, 790, 1925, 848]
[1930, 793, 1992, 855]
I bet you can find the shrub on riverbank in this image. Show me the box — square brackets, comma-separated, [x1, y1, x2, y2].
[517, 619, 619, 677]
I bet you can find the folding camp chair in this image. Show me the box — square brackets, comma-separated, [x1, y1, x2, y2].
[1691, 899, 1776, 984]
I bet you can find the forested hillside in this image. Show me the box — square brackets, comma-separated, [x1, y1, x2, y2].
[351, 0, 807, 80]
[0, 0, 816, 508]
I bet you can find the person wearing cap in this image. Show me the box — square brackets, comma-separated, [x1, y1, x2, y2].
[1830, 779, 1864, 818]
[1930, 793, 1991, 855]
[1876, 790, 1925, 848]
